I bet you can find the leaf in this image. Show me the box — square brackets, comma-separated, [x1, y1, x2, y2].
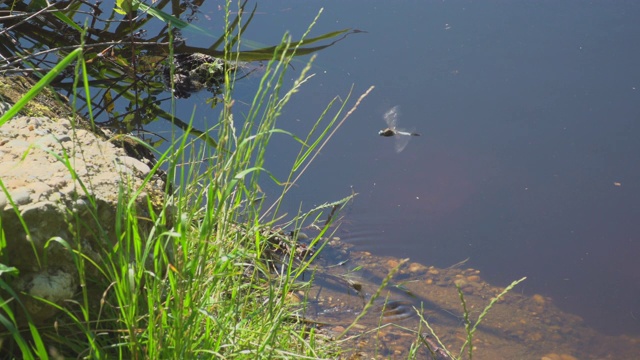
[132, 0, 211, 37]
[51, 12, 83, 32]
[104, 90, 115, 114]
[0, 264, 19, 277]
[26, 0, 83, 31]
[0, 48, 83, 126]
[116, 0, 138, 14]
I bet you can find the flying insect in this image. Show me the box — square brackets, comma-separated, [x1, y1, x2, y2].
[378, 106, 420, 153]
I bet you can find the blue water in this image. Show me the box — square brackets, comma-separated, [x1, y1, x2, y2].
[161, 1, 640, 335]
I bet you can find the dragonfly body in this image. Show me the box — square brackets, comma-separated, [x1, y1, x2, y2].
[378, 128, 395, 137]
[378, 106, 420, 152]
[378, 128, 420, 137]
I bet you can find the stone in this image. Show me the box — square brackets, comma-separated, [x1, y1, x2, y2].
[12, 269, 76, 323]
[454, 278, 467, 287]
[285, 292, 301, 304]
[466, 275, 481, 282]
[532, 294, 546, 306]
[541, 354, 562, 360]
[11, 188, 32, 205]
[386, 259, 399, 269]
[0, 110, 169, 326]
[560, 355, 578, 360]
[408, 262, 426, 273]
[115, 156, 151, 176]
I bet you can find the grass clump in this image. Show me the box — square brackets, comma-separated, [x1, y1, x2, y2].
[0, 5, 370, 359]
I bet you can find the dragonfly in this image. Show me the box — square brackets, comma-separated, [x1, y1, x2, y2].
[378, 106, 420, 153]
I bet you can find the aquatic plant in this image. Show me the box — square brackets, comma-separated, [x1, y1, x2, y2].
[0, 0, 360, 135]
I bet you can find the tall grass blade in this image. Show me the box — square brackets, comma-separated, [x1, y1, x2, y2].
[458, 276, 527, 358]
[0, 47, 82, 126]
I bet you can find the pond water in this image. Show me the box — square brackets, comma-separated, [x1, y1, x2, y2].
[163, 1, 640, 339]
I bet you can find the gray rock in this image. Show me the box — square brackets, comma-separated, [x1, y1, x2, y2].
[12, 269, 77, 323]
[0, 115, 170, 325]
[115, 156, 152, 176]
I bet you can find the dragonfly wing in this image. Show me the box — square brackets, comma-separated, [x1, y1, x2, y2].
[394, 133, 412, 153]
[394, 127, 417, 153]
[383, 106, 400, 129]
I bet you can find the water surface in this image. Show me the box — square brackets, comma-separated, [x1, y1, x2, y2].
[177, 1, 640, 336]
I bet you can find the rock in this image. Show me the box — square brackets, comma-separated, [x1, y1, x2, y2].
[541, 353, 577, 360]
[12, 269, 76, 322]
[453, 278, 467, 287]
[0, 83, 169, 326]
[532, 294, 546, 306]
[466, 275, 481, 282]
[285, 292, 301, 304]
[408, 262, 426, 273]
[560, 355, 578, 360]
[541, 354, 561, 360]
[114, 156, 152, 176]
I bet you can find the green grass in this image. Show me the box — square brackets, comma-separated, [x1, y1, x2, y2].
[0, 4, 372, 359]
